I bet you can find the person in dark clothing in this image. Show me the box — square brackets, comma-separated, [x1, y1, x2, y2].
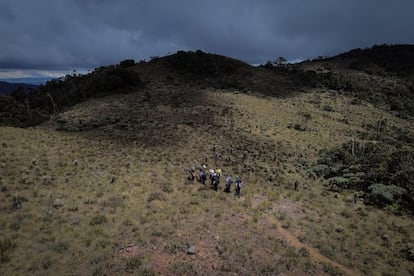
[188, 166, 195, 181]
[235, 176, 242, 197]
[212, 173, 220, 191]
[225, 175, 233, 193]
[209, 169, 215, 180]
[199, 169, 207, 184]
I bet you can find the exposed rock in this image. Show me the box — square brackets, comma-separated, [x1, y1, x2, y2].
[187, 245, 196, 255]
[53, 198, 64, 208]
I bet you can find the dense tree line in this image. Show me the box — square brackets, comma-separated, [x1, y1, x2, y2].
[313, 131, 414, 213]
[0, 60, 144, 127]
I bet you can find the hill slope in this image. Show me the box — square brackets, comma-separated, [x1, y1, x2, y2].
[0, 81, 38, 95]
[0, 46, 413, 275]
[264, 44, 414, 117]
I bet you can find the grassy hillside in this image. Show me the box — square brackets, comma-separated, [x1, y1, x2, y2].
[287, 44, 414, 117]
[1, 89, 413, 274]
[0, 50, 310, 127]
[1, 46, 414, 275]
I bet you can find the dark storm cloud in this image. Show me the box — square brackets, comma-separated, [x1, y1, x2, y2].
[0, 0, 413, 75]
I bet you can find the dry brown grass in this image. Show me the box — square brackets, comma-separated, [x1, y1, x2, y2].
[0, 82, 413, 275]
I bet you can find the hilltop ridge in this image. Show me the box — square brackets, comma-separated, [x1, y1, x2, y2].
[2, 45, 413, 128]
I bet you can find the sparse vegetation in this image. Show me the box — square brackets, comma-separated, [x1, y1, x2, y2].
[0, 46, 413, 275]
[0, 238, 15, 264]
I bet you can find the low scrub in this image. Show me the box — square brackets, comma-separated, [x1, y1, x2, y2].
[315, 139, 414, 212]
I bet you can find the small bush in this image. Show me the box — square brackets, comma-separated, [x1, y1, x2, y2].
[329, 176, 350, 189]
[126, 256, 143, 270]
[53, 241, 69, 253]
[96, 239, 111, 249]
[340, 209, 352, 218]
[300, 112, 312, 121]
[311, 164, 331, 176]
[298, 247, 310, 257]
[161, 183, 174, 193]
[41, 256, 52, 270]
[293, 123, 307, 131]
[0, 238, 15, 263]
[350, 98, 362, 105]
[109, 196, 124, 209]
[90, 215, 107, 225]
[147, 190, 165, 202]
[402, 243, 414, 261]
[123, 219, 133, 226]
[322, 105, 334, 112]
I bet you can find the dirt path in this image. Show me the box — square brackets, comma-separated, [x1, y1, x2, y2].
[251, 194, 359, 275]
[266, 215, 360, 276]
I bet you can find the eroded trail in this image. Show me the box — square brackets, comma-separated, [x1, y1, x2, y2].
[267, 215, 359, 276]
[251, 195, 359, 276]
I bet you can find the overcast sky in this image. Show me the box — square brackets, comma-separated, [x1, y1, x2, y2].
[1, 0, 413, 78]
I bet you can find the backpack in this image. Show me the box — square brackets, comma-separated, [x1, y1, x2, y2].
[236, 180, 242, 188]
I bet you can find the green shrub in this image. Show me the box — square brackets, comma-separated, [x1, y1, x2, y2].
[0, 238, 15, 263]
[126, 256, 143, 270]
[402, 243, 414, 261]
[298, 247, 309, 257]
[293, 123, 307, 131]
[311, 164, 331, 176]
[147, 190, 165, 202]
[161, 183, 174, 193]
[367, 184, 407, 207]
[90, 215, 107, 225]
[322, 105, 333, 112]
[53, 241, 69, 253]
[108, 196, 124, 209]
[41, 256, 52, 270]
[350, 98, 362, 105]
[96, 239, 111, 249]
[342, 172, 355, 178]
[329, 176, 350, 189]
[317, 140, 414, 211]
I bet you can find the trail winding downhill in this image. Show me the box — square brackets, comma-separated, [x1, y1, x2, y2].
[251, 195, 359, 275]
[266, 215, 360, 276]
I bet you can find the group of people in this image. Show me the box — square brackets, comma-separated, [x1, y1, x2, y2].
[187, 163, 243, 197]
